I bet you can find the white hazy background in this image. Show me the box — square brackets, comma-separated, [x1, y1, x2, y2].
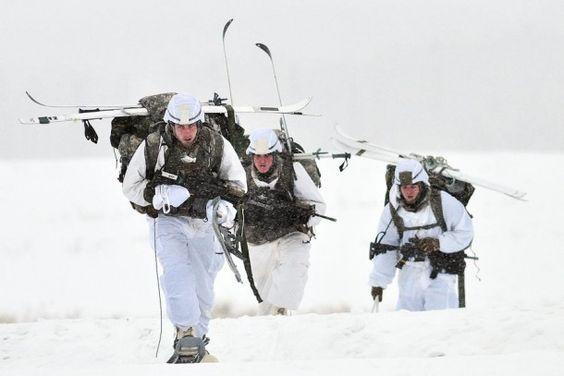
[1, 0, 564, 158]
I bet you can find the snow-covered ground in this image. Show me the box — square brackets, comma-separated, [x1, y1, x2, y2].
[1, 152, 563, 374]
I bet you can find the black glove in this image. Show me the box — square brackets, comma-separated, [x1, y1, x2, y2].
[371, 286, 383, 302]
[413, 237, 440, 253]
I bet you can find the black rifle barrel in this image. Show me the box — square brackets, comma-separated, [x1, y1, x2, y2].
[312, 212, 337, 222]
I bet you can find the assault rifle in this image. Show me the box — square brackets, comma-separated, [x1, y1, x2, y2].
[154, 170, 336, 222]
[245, 196, 336, 223]
[370, 236, 477, 279]
[396, 240, 427, 269]
[368, 238, 428, 268]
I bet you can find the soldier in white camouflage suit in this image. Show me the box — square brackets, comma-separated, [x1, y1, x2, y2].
[122, 93, 247, 363]
[243, 129, 326, 315]
[369, 159, 473, 311]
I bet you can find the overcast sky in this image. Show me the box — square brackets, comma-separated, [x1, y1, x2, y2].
[1, 0, 563, 159]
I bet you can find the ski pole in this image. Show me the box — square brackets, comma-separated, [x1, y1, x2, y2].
[292, 151, 351, 161]
[371, 298, 380, 313]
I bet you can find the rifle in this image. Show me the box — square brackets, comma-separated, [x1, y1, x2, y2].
[245, 196, 336, 223]
[154, 169, 336, 222]
[395, 241, 427, 269]
[369, 242, 399, 260]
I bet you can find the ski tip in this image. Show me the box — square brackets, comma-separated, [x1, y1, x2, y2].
[223, 19, 234, 37]
[292, 96, 312, 111]
[507, 191, 528, 201]
[334, 124, 349, 137]
[255, 43, 271, 56]
[25, 90, 42, 106]
[18, 117, 47, 125]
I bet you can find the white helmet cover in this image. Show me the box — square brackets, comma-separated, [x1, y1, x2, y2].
[394, 159, 429, 186]
[163, 93, 204, 124]
[246, 128, 283, 155]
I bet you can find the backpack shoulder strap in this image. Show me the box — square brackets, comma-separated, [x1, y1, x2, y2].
[389, 203, 405, 239]
[144, 131, 162, 180]
[430, 189, 448, 232]
[202, 124, 225, 174]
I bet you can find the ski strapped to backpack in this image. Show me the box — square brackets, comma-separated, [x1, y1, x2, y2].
[19, 92, 319, 135]
[333, 125, 527, 200]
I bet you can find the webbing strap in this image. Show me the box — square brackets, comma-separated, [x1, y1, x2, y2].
[238, 206, 263, 303]
[144, 134, 161, 180]
[389, 188, 447, 239]
[429, 189, 447, 232]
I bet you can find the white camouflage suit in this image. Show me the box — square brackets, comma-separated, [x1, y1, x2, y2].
[123, 132, 246, 336]
[249, 162, 326, 314]
[369, 160, 473, 311]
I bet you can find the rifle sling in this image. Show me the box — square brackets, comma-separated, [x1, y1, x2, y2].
[239, 207, 263, 303]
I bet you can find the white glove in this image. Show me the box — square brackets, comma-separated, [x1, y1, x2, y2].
[152, 185, 190, 211]
[206, 199, 236, 228]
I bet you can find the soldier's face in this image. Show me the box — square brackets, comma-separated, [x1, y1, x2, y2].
[172, 123, 198, 147]
[253, 154, 274, 174]
[400, 183, 421, 203]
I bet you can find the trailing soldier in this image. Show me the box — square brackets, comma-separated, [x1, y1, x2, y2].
[369, 159, 474, 311]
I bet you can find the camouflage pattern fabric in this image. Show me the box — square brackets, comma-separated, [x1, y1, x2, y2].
[384, 164, 475, 207]
[206, 111, 249, 161]
[111, 115, 162, 182]
[142, 125, 226, 218]
[290, 139, 321, 188]
[244, 161, 309, 244]
[275, 130, 321, 188]
[139, 92, 177, 122]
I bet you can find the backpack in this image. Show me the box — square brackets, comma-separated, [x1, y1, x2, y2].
[110, 93, 321, 189]
[274, 129, 322, 188]
[110, 115, 162, 182]
[110, 93, 247, 183]
[384, 163, 474, 208]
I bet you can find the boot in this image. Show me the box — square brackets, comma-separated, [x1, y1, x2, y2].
[272, 306, 289, 316]
[167, 327, 217, 364]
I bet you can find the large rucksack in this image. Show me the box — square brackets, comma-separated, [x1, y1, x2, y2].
[274, 129, 322, 188]
[384, 163, 474, 208]
[110, 93, 247, 183]
[110, 93, 321, 192]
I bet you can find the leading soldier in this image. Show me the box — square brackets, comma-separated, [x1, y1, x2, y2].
[122, 93, 247, 363]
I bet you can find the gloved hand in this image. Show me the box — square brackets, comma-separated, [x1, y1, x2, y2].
[206, 199, 236, 228]
[413, 237, 440, 253]
[371, 286, 383, 302]
[152, 185, 190, 211]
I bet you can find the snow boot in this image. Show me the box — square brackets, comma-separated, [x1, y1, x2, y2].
[167, 327, 217, 364]
[274, 307, 288, 316]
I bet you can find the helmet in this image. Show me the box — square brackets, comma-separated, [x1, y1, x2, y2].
[246, 129, 283, 155]
[163, 93, 204, 124]
[394, 159, 429, 186]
